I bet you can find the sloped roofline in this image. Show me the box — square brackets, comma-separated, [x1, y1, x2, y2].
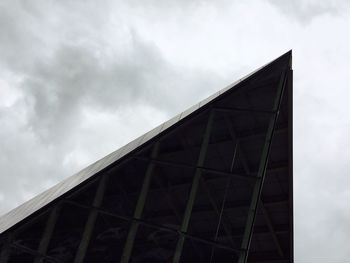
[0, 50, 292, 234]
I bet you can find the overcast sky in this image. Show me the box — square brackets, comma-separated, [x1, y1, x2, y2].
[1, 0, 350, 262]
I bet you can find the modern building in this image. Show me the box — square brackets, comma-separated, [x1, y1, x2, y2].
[0, 51, 293, 263]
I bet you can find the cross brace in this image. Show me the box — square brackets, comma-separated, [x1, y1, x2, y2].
[237, 70, 288, 263]
[172, 110, 215, 263]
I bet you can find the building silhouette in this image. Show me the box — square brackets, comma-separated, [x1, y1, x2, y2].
[0, 51, 293, 263]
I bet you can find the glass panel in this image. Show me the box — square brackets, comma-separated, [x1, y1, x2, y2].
[158, 111, 210, 166]
[181, 238, 238, 263]
[215, 73, 279, 111]
[186, 173, 254, 249]
[142, 164, 192, 227]
[10, 210, 50, 252]
[66, 178, 100, 206]
[46, 203, 89, 262]
[84, 213, 130, 263]
[129, 224, 178, 263]
[8, 249, 35, 263]
[100, 158, 149, 217]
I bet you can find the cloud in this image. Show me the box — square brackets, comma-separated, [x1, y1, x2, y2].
[267, 0, 350, 23]
[0, 0, 224, 214]
[19, 36, 222, 142]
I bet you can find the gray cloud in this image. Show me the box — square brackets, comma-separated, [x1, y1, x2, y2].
[0, 0, 224, 146]
[0, 0, 224, 214]
[20, 39, 222, 143]
[267, 0, 350, 23]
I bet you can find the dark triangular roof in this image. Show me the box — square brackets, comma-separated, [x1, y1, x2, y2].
[0, 51, 291, 234]
[0, 51, 293, 263]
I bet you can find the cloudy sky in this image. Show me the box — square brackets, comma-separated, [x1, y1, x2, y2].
[1, 0, 350, 262]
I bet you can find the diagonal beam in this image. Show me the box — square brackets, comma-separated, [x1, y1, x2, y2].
[200, 177, 235, 247]
[207, 135, 240, 262]
[120, 142, 160, 263]
[153, 174, 183, 223]
[34, 206, 60, 263]
[73, 174, 109, 263]
[172, 110, 215, 263]
[224, 113, 285, 257]
[154, 171, 205, 262]
[1, 203, 65, 263]
[207, 175, 235, 262]
[223, 110, 255, 177]
[237, 70, 288, 263]
[179, 133, 237, 259]
[179, 131, 237, 249]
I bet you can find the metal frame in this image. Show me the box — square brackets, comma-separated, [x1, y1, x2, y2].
[74, 174, 109, 263]
[288, 68, 294, 263]
[172, 110, 215, 263]
[33, 206, 60, 263]
[121, 142, 160, 263]
[0, 52, 293, 263]
[238, 70, 288, 263]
